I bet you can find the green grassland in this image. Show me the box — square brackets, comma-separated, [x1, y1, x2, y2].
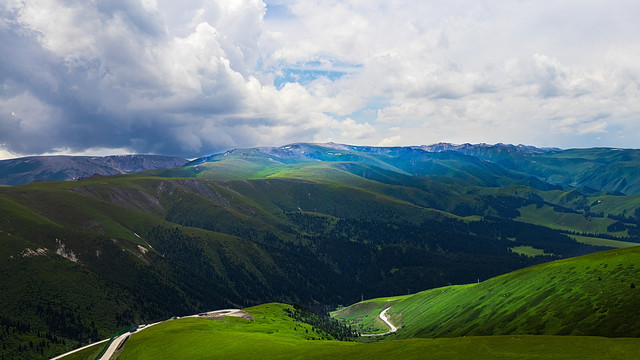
[570, 234, 640, 248]
[56, 342, 103, 360]
[587, 194, 640, 216]
[516, 204, 619, 234]
[535, 189, 640, 219]
[113, 303, 640, 360]
[7, 148, 640, 359]
[509, 246, 552, 257]
[335, 246, 640, 339]
[331, 296, 410, 335]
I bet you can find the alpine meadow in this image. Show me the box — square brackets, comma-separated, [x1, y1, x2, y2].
[2, 143, 640, 359]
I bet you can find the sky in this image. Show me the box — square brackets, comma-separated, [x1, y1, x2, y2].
[1, 0, 640, 159]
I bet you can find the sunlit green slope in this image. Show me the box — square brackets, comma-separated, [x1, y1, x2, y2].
[112, 303, 640, 360]
[335, 246, 640, 338]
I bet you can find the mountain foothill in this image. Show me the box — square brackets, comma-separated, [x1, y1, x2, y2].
[2, 143, 640, 359]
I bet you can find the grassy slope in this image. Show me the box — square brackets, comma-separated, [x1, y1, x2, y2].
[570, 235, 640, 248]
[57, 342, 102, 360]
[335, 246, 640, 338]
[516, 204, 618, 234]
[4, 162, 640, 358]
[333, 296, 411, 335]
[509, 246, 552, 257]
[0, 178, 313, 358]
[176, 154, 640, 242]
[235, 161, 640, 241]
[495, 147, 640, 195]
[588, 194, 640, 216]
[115, 304, 640, 360]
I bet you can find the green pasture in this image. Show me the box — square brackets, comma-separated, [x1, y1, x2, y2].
[570, 235, 639, 249]
[516, 204, 619, 235]
[336, 246, 640, 339]
[509, 246, 552, 257]
[117, 303, 640, 360]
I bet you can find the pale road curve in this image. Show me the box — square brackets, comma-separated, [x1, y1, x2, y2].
[378, 308, 397, 332]
[98, 320, 163, 360]
[49, 338, 108, 360]
[360, 307, 398, 337]
[99, 310, 241, 360]
[51, 309, 242, 360]
[98, 332, 129, 360]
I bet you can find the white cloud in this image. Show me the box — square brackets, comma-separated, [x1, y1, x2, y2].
[378, 136, 401, 147]
[551, 118, 609, 136]
[336, 118, 375, 139]
[2, 0, 640, 159]
[259, 0, 640, 149]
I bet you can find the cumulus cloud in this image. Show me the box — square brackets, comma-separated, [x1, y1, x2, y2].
[0, 0, 311, 157]
[1, 0, 640, 159]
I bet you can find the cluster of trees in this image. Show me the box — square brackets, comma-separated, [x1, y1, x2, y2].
[0, 316, 68, 359]
[467, 219, 612, 257]
[33, 303, 99, 343]
[604, 211, 640, 239]
[284, 304, 358, 341]
[451, 194, 540, 218]
[285, 212, 600, 300]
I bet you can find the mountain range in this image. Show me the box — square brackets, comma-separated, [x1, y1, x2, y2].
[183, 142, 640, 194]
[0, 154, 188, 185]
[2, 142, 640, 359]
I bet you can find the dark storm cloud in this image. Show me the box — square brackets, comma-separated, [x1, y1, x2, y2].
[0, 22, 132, 154]
[0, 1, 271, 157]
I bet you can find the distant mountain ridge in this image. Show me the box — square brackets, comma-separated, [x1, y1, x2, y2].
[0, 154, 188, 185]
[419, 142, 559, 153]
[4, 142, 640, 194]
[190, 142, 557, 165]
[189, 142, 640, 194]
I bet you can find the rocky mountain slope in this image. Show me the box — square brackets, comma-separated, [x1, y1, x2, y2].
[0, 155, 188, 185]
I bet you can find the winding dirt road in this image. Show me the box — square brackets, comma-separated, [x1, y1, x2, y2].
[52, 309, 242, 360]
[98, 310, 243, 359]
[361, 307, 398, 337]
[99, 321, 161, 360]
[378, 307, 397, 332]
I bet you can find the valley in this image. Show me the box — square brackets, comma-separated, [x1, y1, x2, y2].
[2, 143, 640, 359]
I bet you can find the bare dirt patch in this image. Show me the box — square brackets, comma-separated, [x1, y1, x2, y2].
[202, 310, 254, 321]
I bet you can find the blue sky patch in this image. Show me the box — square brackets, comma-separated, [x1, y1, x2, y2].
[274, 68, 347, 88]
[264, 2, 294, 20]
[273, 61, 362, 89]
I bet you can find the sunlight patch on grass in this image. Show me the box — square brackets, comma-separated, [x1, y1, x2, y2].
[510, 245, 553, 257]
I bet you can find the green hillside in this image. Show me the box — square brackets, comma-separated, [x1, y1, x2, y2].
[6, 143, 640, 359]
[442, 144, 640, 195]
[334, 245, 640, 338]
[108, 303, 640, 360]
[0, 175, 561, 358]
